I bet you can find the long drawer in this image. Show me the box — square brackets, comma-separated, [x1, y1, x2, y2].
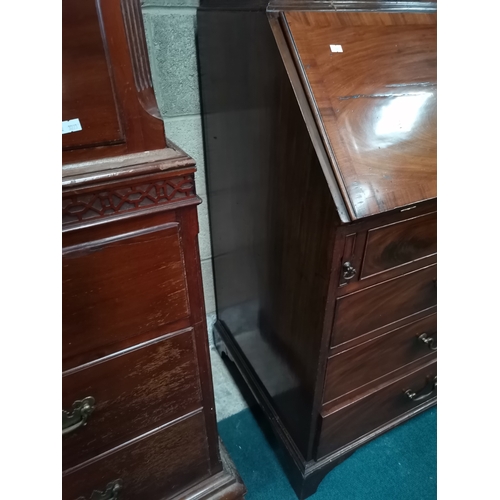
[324, 313, 437, 403]
[63, 411, 211, 500]
[317, 360, 437, 459]
[62, 222, 191, 363]
[62, 328, 202, 470]
[331, 264, 437, 347]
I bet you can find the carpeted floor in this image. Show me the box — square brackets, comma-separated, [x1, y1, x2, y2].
[218, 406, 436, 500]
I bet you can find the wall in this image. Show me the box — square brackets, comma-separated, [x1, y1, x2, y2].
[141, 0, 216, 336]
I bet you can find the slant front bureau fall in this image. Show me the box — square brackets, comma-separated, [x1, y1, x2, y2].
[198, 1, 437, 498]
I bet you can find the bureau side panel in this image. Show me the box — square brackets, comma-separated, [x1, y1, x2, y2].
[198, 9, 339, 458]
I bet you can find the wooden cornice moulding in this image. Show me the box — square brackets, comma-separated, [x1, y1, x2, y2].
[62, 148, 196, 187]
[62, 171, 198, 228]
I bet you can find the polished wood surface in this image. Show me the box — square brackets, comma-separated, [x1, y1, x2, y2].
[324, 313, 436, 403]
[331, 264, 437, 347]
[62, 0, 167, 164]
[361, 211, 437, 278]
[62, 328, 202, 470]
[284, 11, 437, 219]
[198, 1, 436, 498]
[63, 411, 211, 500]
[318, 360, 436, 458]
[335, 202, 437, 295]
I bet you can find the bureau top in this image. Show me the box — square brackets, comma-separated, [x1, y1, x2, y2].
[280, 9, 437, 220]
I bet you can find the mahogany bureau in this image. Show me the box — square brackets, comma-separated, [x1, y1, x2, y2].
[62, 1, 245, 499]
[198, 1, 437, 498]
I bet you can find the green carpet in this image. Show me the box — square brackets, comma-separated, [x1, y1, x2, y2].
[218, 406, 436, 499]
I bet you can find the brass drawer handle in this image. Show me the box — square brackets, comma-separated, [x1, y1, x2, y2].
[405, 376, 437, 402]
[342, 261, 356, 280]
[418, 333, 437, 351]
[76, 479, 123, 500]
[62, 396, 95, 436]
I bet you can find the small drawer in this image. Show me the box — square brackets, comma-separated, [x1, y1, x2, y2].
[331, 264, 436, 347]
[62, 222, 190, 362]
[62, 328, 202, 470]
[361, 212, 437, 279]
[324, 313, 437, 403]
[317, 360, 436, 459]
[62, 411, 211, 500]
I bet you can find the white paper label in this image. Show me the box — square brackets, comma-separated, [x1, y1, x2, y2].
[62, 118, 82, 135]
[330, 44, 343, 53]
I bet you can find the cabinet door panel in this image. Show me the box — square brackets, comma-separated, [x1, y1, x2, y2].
[62, 0, 124, 150]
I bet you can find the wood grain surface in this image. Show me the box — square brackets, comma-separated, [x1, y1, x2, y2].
[284, 11, 437, 218]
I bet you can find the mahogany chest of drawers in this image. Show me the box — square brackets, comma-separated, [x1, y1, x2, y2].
[198, 1, 437, 498]
[62, 1, 245, 499]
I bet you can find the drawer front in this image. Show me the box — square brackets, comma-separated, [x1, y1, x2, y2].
[63, 411, 211, 500]
[361, 212, 437, 279]
[62, 223, 190, 361]
[62, 328, 202, 470]
[331, 265, 436, 347]
[317, 361, 436, 459]
[324, 314, 436, 403]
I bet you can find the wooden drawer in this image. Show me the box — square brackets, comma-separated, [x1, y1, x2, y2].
[361, 212, 436, 279]
[324, 314, 436, 403]
[62, 328, 202, 471]
[317, 360, 436, 459]
[331, 264, 436, 347]
[63, 411, 211, 500]
[62, 222, 190, 362]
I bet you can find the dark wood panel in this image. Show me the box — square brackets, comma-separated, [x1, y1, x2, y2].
[284, 11, 437, 219]
[62, 223, 190, 361]
[62, 328, 202, 470]
[324, 313, 436, 403]
[62, 411, 211, 500]
[317, 360, 436, 458]
[361, 212, 436, 278]
[199, 8, 341, 460]
[331, 264, 437, 347]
